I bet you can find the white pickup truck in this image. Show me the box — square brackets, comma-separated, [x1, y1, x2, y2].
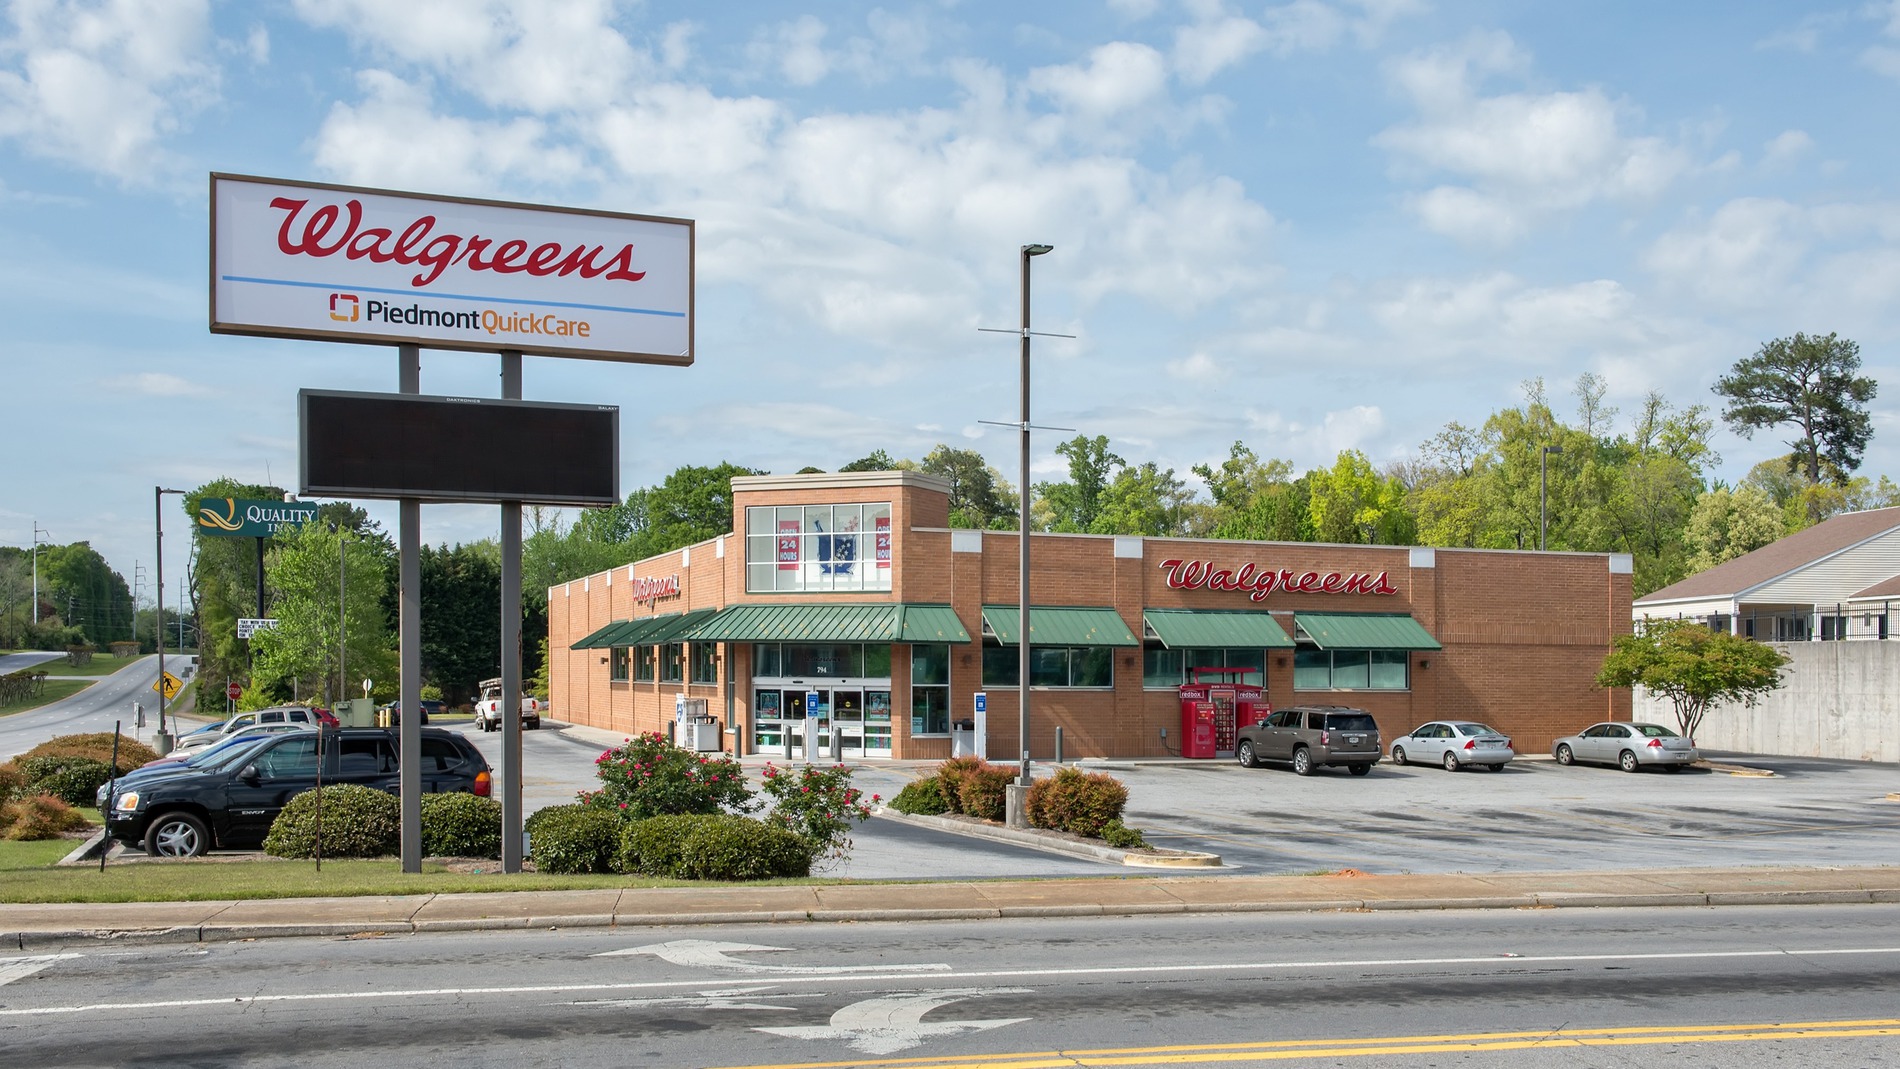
[473, 677, 543, 732]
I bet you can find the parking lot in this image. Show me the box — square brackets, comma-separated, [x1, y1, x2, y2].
[1116, 753, 1900, 875]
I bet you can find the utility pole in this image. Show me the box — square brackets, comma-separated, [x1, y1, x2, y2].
[31, 522, 50, 624]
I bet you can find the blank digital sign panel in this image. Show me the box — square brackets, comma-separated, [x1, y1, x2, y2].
[300, 390, 618, 506]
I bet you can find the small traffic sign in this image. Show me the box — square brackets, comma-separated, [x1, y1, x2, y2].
[226, 682, 242, 701]
[153, 672, 183, 701]
[974, 692, 987, 713]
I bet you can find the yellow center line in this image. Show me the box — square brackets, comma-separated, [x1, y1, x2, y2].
[712, 1018, 1900, 1069]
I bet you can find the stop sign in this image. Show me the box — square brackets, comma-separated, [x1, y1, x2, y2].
[226, 682, 242, 701]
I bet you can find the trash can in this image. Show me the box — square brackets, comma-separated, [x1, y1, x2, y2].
[951, 719, 977, 758]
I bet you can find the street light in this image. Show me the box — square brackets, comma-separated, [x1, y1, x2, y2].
[1016, 243, 1052, 802]
[1540, 445, 1563, 551]
[30, 522, 49, 624]
[337, 528, 356, 709]
[154, 487, 185, 749]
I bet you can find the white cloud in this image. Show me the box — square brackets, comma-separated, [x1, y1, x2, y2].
[311, 71, 587, 193]
[752, 15, 829, 86]
[101, 371, 214, 397]
[0, 0, 218, 181]
[1762, 129, 1813, 167]
[1027, 41, 1170, 119]
[1641, 197, 1808, 307]
[1374, 33, 1690, 245]
[1168, 352, 1222, 380]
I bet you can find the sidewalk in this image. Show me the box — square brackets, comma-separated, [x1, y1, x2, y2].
[6, 865, 1898, 950]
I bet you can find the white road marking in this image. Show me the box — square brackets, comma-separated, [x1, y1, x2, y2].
[571, 987, 810, 1011]
[0, 954, 81, 988]
[595, 939, 951, 974]
[5, 945, 1900, 1018]
[755, 988, 1031, 1054]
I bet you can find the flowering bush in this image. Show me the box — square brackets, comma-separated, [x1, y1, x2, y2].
[584, 732, 755, 819]
[759, 762, 878, 863]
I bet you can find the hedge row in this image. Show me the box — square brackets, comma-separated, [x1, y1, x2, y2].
[525, 803, 811, 880]
[888, 758, 1149, 847]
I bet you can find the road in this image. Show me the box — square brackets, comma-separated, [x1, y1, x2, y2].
[0, 651, 62, 674]
[0, 654, 193, 760]
[4, 904, 1897, 1067]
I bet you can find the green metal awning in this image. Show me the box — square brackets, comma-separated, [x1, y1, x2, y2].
[981, 606, 1140, 647]
[569, 621, 626, 650]
[640, 608, 721, 644]
[1143, 610, 1294, 649]
[684, 603, 971, 644]
[1295, 612, 1442, 650]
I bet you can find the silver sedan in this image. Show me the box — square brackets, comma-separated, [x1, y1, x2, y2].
[1552, 721, 1699, 772]
[1389, 721, 1515, 771]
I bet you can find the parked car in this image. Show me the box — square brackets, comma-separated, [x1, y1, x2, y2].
[376, 699, 441, 726]
[99, 729, 300, 805]
[473, 678, 541, 732]
[1552, 722, 1699, 772]
[105, 727, 492, 858]
[1390, 721, 1516, 771]
[1234, 705, 1381, 776]
[164, 720, 313, 758]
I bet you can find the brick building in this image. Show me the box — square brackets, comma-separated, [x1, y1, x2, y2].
[548, 470, 1633, 760]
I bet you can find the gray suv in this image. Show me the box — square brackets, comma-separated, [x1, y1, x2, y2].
[1235, 705, 1382, 777]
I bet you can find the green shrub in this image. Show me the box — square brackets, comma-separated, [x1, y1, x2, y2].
[15, 756, 115, 807]
[1, 794, 91, 840]
[888, 776, 950, 815]
[617, 813, 703, 876]
[933, 755, 987, 814]
[618, 813, 812, 880]
[957, 764, 1016, 822]
[420, 792, 503, 858]
[263, 784, 400, 859]
[20, 732, 161, 772]
[1101, 818, 1148, 850]
[525, 804, 622, 874]
[759, 762, 877, 863]
[582, 732, 754, 818]
[1025, 765, 1128, 838]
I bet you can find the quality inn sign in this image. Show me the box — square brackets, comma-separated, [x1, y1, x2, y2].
[198, 498, 320, 538]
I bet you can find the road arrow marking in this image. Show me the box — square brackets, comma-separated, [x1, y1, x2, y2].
[755, 988, 1031, 1055]
[0, 954, 81, 988]
[571, 986, 814, 1011]
[596, 940, 951, 974]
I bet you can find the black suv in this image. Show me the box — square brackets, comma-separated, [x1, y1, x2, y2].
[105, 727, 491, 858]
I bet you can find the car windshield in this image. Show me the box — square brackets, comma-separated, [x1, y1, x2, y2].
[1454, 723, 1500, 736]
[186, 733, 281, 769]
[1635, 724, 1681, 738]
[1327, 713, 1378, 731]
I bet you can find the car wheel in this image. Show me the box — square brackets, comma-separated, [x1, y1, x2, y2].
[1555, 744, 1574, 766]
[1291, 747, 1314, 776]
[1348, 763, 1372, 777]
[1236, 740, 1259, 768]
[144, 812, 209, 858]
[1619, 749, 1641, 773]
[1443, 750, 1461, 772]
[1391, 746, 1408, 766]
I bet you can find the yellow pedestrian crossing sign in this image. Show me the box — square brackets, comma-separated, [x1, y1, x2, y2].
[153, 672, 183, 702]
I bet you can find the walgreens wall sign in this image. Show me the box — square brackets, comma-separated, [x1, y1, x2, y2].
[1159, 558, 1399, 602]
[210, 174, 694, 365]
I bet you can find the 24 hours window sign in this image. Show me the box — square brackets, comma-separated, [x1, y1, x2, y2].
[209, 173, 695, 365]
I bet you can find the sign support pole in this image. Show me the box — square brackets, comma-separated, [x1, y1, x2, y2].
[499, 350, 525, 874]
[398, 343, 423, 873]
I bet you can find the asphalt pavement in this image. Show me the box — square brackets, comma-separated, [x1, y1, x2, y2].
[0, 653, 194, 760]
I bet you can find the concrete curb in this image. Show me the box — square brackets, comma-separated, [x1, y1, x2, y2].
[13, 882, 1900, 949]
[873, 808, 1222, 867]
[56, 830, 110, 866]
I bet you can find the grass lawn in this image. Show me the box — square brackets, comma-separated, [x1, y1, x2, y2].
[0, 839, 82, 872]
[32, 653, 147, 678]
[0, 678, 96, 717]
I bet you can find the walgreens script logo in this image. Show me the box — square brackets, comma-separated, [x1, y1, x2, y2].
[1159, 558, 1399, 602]
[271, 197, 649, 289]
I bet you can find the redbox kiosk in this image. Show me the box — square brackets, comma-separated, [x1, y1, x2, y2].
[1177, 668, 1267, 759]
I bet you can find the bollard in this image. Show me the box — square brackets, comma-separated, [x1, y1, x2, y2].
[1054, 725, 1064, 765]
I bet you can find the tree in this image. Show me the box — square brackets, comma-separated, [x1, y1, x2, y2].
[1306, 451, 1415, 545]
[642, 461, 767, 552]
[1683, 486, 1786, 572]
[420, 542, 501, 704]
[1090, 462, 1191, 536]
[250, 521, 394, 706]
[1038, 434, 1124, 532]
[839, 449, 901, 472]
[919, 445, 1017, 529]
[1715, 333, 1877, 486]
[1595, 618, 1789, 739]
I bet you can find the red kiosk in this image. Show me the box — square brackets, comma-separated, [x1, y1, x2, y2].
[1177, 667, 1267, 759]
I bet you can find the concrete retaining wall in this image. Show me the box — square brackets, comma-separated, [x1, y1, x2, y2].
[1634, 641, 1900, 762]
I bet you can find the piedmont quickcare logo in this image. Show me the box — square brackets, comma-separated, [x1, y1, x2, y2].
[320, 293, 592, 339]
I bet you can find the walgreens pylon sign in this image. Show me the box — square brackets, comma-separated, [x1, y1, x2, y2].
[210, 174, 694, 365]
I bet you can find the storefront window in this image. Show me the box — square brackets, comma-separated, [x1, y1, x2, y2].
[1143, 648, 1184, 687]
[1144, 647, 1267, 687]
[609, 646, 629, 682]
[661, 643, 684, 683]
[744, 503, 894, 593]
[984, 645, 1112, 688]
[690, 642, 718, 684]
[633, 646, 654, 681]
[1294, 647, 1409, 690]
[783, 643, 862, 678]
[753, 643, 781, 677]
[910, 644, 949, 735]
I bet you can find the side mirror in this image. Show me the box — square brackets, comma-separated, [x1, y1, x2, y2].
[239, 764, 259, 782]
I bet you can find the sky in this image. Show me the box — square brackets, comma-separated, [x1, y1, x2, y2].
[3, 0, 1899, 608]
